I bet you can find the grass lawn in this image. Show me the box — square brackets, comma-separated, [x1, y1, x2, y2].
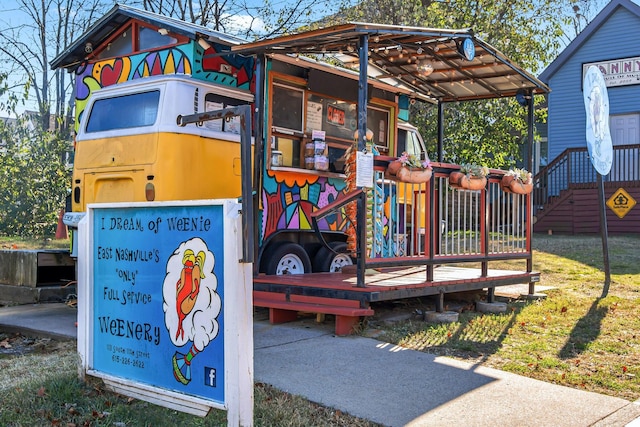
[371, 234, 640, 401]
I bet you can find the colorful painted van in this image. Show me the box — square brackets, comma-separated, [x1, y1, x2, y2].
[72, 75, 253, 208]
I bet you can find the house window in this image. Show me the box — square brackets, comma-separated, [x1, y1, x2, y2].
[139, 26, 177, 51]
[98, 30, 133, 59]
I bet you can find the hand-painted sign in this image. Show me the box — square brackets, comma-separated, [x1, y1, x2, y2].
[93, 203, 225, 401]
[79, 200, 253, 421]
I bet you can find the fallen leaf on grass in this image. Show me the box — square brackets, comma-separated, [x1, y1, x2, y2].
[36, 386, 46, 397]
[91, 410, 108, 419]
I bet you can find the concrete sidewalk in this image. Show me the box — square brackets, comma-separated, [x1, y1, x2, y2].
[2, 303, 640, 426]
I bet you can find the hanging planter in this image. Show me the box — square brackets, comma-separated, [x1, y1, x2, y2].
[386, 160, 403, 176]
[397, 166, 432, 183]
[387, 151, 432, 178]
[449, 171, 487, 190]
[449, 164, 489, 191]
[501, 169, 533, 194]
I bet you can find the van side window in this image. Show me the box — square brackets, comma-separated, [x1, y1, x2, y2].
[86, 90, 160, 133]
[204, 93, 251, 134]
[397, 128, 408, 156]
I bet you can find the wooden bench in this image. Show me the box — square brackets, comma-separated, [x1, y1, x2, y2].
[254, 291, 374, 336]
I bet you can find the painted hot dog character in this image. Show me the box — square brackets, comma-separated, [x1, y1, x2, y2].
[175, 249, 205, 340]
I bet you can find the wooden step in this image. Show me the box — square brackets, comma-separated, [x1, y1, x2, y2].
[253, 293, 374, 336]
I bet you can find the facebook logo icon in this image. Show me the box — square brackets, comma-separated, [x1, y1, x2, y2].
[204, 367, 217, 387]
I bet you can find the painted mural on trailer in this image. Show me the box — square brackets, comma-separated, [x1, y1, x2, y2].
[260, 170, 399, 257]
[261, 171, 348, 242]
[73, 41, 254, 132]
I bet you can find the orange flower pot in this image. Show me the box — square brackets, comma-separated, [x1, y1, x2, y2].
[397, 167, 432, 183]
[386, 160, 403, 176]
[501, 175, 533, 194]
[449, 171, 486, 190]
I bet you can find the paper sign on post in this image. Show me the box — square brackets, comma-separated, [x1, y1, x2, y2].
[356, 151, 374, 188]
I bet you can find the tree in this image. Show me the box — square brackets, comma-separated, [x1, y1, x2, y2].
[334, 0, 587, 168]
[0, 74, 70, 238]
[136, 0, 353, 39]
[0, 0, 111, 135]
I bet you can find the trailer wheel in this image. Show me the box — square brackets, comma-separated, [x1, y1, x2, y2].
[265, 243, 312, 275]
[313, 242, 354, 273]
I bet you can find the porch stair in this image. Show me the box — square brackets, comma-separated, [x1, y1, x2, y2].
[254, 290, 374, 336]
[533, 188, 572, 224]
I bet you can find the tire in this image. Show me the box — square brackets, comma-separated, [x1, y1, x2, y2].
[264, 243, 312, 275]
[313, 242, 354, 273]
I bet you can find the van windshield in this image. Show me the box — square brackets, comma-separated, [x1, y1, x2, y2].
[397, 127, 427, 159]
[86, 90, 160, 133]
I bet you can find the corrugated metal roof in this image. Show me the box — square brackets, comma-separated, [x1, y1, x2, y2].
[231, 22, 550, 103]
[50, 4, 246, 70]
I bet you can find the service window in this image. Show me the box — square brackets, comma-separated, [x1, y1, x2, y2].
[269, 78, 393, 174]
[368, 107, 390, 153]
[86, 90, 160, 133]
[272, 84, 304, 132]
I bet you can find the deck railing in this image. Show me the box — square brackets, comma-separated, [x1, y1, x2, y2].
[311, 163, 534, 288]
[533, 144, 640, 213]
[369, 166, 531, 263]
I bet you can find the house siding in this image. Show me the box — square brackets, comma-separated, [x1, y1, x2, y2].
[546, 6, 640, 162]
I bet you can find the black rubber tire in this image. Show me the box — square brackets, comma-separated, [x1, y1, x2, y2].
[312, 242, 354, 273]
[264, 242, 312, 275]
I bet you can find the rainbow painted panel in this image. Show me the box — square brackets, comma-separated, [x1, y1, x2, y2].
[73, 41, 254, 132]
[260, 170, 349, 243]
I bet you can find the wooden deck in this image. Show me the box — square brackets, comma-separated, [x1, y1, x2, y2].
[253, 266, 539, 335]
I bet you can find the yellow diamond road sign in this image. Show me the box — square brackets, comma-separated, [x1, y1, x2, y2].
[606, 188, 637, 219]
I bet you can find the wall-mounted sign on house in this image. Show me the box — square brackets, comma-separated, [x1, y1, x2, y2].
[582, 56, 640, 88]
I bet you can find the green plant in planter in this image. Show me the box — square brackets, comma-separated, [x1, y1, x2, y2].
[398, 152, 432, 169]
[505, 167, 532, 184]
[459, 163, 489, 178]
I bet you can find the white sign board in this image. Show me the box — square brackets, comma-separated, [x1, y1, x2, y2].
[77, 200, 253, 425]
[583, 66, 613, 176]
[583, 56, 640, 88]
